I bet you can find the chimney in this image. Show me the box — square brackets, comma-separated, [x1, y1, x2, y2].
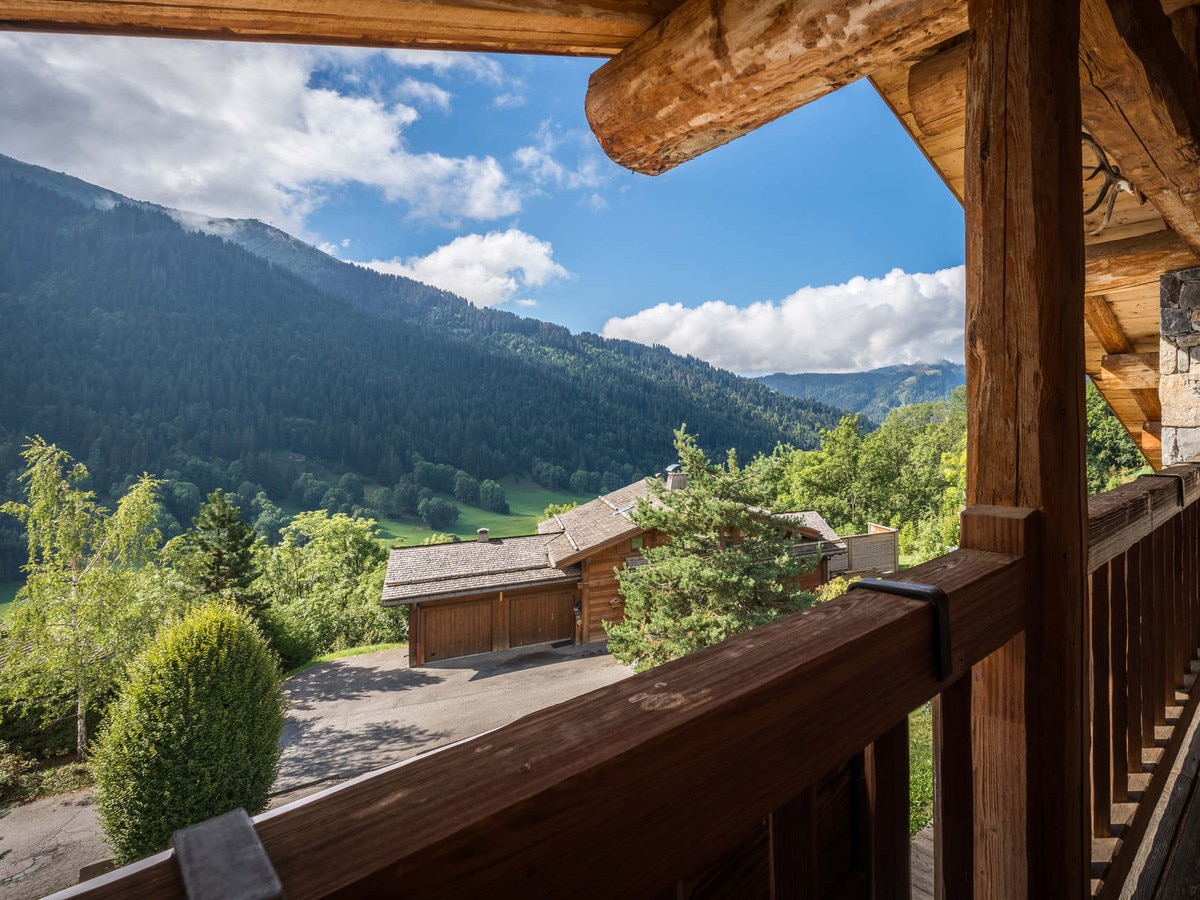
[664, 464, 687, 491]
[477, 528, 489, 543]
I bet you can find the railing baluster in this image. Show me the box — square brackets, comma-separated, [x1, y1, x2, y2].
[1127, 541, 1147, 778]
[768, 788, 818, 900]
[933, 678, 973, 900]
[1141, 535, 1162, 736]
[1158, 523, 1173, 715]
[865, 719, 909, 900]
[1092, 565, 1112, 838]
[1110, 553, 1130, 803]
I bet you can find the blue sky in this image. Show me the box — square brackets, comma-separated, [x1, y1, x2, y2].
[0, 35, 966, 373]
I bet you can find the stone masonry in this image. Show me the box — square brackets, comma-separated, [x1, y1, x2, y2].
[1160, 267, 1200, 465]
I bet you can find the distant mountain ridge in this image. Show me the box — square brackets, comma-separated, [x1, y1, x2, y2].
[0, 153, 848, 505]
[758, 363, 966, 424]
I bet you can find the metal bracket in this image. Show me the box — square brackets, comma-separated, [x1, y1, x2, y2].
[856, 579, 953, 681]
[1139, 472, 1187, 508]
[173, 808, 284, 900]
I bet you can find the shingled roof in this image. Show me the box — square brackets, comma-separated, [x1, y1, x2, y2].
[540, 479, 659, 568]
[382, 533, 580, 606]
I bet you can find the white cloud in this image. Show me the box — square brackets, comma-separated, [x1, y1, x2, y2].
[514, 121, 606, 194]
[360, 229, 571, 307]
[392, 77, 452, 112]
[601, 267, 967, 375]
[0, 34, 520, 235]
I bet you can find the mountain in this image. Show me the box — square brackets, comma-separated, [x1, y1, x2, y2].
[758, 363, 966, 424]
[0, 155, 851, 578]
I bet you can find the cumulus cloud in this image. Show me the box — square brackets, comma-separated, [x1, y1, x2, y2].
[360, 229, 571, 307]
[392, 77, 453, 112]
[602, 267, 966, 375]
[0, 34, 520, 235]
[514, 121, 606, 195]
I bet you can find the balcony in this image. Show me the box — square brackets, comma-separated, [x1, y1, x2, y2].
[51, 458, 1200, 898]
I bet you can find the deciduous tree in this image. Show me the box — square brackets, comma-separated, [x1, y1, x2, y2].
[0, 437, 162, 757]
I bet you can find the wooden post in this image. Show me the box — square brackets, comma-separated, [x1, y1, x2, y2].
[963, 0, 1089, 896]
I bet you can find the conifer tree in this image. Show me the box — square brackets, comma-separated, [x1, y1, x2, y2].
[607, 428, 810, 672]
[179, 490, 263, 616]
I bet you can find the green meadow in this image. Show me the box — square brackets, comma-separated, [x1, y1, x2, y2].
[372, 479, 591, 547]
[0, 581, 21, 619]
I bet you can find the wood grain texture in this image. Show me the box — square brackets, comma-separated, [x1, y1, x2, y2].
[57, 548, 1027, 899]
[963, 0, 1090, 893]
[0, 0, 679, 56]
[866, 719, 910, 899]
[1080, 0, 1200, 256]
[1100, 352, 1160, 390]
[584, 0, 966, 175]
[1092, 565, 1113, 838]
[933, 676, 973, 900]
[768, 788, 818, 899]
[1085, 230, 1200, 295]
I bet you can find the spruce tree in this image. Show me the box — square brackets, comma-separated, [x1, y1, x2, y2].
[180, 490, 264, 616]
[607, 428, 811, 672]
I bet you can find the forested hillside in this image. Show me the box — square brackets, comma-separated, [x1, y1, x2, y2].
[0, 162, 848, 578]
[759, 362, 966, 423]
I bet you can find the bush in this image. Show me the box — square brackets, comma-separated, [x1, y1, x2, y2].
[90, 603, 287, 864]
[0, 739, 35, 803]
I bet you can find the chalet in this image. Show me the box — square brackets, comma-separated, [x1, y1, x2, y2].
[30, 0, 1200, 897]
[382, 531, 582, 666]
[385, 472, 860, 664]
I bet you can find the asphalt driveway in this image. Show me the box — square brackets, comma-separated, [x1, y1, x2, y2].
[0, 642, 633, 900]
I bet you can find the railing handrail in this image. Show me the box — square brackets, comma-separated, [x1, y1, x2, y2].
[52, 545, 1029, 899]
[1088, 461, 1200, 573]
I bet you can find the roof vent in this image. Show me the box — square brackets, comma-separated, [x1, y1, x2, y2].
[477, 528, 489, 543]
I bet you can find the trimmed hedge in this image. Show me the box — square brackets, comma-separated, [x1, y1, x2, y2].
[91, 603, 287, 864]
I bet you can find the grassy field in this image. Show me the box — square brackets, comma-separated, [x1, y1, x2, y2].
[372, 479, 591, 547]
[909, 703, 934, 836]
[0, 581, 21, 619]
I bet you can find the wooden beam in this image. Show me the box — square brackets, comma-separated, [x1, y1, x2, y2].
[1080, 0, 1200, 256]
[1086, 230, 1200, 295]
[1142, 419, 1164, 455]
[584, 0, 966, 175]
[964, 0, 1090, 897]
[0, 0, 678, 56]
[908, 41, 969, 139]
[1100, 352, 1161, 390]
[1084, 295, 1135, 355]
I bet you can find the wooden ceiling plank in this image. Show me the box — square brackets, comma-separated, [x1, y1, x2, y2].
[1085, 229, 1200, 295]
[584, 0, 966, 175]
[1079, 0, 1200, 256]
[0, 0, 679, 56]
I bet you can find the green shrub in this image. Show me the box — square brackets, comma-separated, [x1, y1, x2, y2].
[90, 603, 287, 864]
[0, 739, 36, 803]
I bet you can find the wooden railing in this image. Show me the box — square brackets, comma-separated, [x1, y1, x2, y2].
[1086, 463, 1200, 897]
[50, 462, 1200, 899]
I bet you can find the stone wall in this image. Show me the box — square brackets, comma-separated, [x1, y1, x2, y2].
[1161, 268, 1200, 465]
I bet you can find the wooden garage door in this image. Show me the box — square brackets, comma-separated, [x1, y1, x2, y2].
[509, 589, 575, 648]
[422, 599, 493, 662]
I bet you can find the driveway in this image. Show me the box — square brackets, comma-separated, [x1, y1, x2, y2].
[0, 642, 633, 900]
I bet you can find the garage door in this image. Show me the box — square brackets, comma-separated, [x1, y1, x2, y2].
[422, 599, 493, 662]
[509, 589, 576, 648]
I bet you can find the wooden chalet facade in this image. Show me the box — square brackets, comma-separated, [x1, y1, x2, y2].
[382, 532, 583, 665]
[19, 0, 1200, 897]
[385, 478, 854, 663]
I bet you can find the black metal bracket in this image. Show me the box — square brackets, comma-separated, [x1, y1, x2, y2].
[1139, 472, 1187, 508]
[856, 579, 953, 681]
[173, 808, 284, 900]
